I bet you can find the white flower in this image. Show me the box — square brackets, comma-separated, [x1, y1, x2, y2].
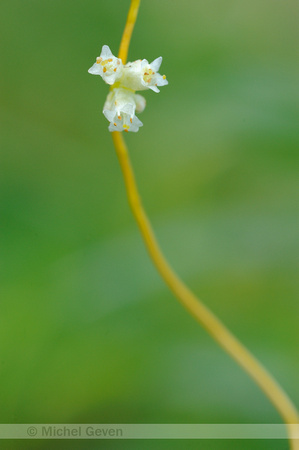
[88, 44, 168, 132]
[121, 57, 168, 93]
[88, 45, 123, 85]
[103, 88, 145, 132]
[134, 93, 147, 114]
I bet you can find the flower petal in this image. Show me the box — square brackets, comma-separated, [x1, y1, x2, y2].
[103, 109, 116, 123]
[135, 94, 146, 113]
[100, 45, 113, 59]
[150, 56, 162, 72]
[148, 85, 160, 93]
[88, 63, 102, 75]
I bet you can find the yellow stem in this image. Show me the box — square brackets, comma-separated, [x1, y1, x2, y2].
[111, 130, 299, 448]
[118, 0, 140, 64]
[111, 1, 299, 447]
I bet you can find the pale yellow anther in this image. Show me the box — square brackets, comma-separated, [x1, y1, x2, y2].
[96, 57, 102, 64]
[163, 75, 166, 79]
[101, 59, 109, 66]
[108, 58, 113, 62]
[143, 69, 154, 84]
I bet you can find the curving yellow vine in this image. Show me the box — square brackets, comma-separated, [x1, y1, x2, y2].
[110, 1, 299, 447]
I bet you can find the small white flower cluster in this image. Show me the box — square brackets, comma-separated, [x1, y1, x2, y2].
[88, 45, 168, 132]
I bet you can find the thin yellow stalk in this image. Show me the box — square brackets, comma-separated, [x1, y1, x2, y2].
[112, 131, 299, 448]
[118, 0, 140, 64]
[110, 1, 299, 447]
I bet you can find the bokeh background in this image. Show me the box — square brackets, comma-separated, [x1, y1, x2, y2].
[1, 0, 298, 449]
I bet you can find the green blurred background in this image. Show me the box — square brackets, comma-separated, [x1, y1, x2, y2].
[1, 0, 298, 449]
